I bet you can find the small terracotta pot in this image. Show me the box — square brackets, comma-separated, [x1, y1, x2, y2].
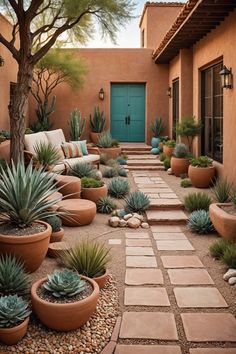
[99, 147, 121, 160]
[50, 228, 64, 243]
[90, 132, 100, 144]
[0, 221, 51, 273]
[0, 140, 10, 163]
[81, 185, 108, 203]
[163, 145, 175, 157]
[188, 165, 215, 188]
[31, 276, 99, 331]
[209, 203, 236, 241]
[0, 317, 29, 345]
[171, 157, 190, 177]
[56, 175, 81, 199]
[93, 269, 109, 289]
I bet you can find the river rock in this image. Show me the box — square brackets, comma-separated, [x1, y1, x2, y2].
[228, 277, 236, 285]
[223, 268, 236, 281]
[133, 213, 144, 222]
[109, 216, 120, 227]
[124, 213, 133, 221]
[118, 219, 127, 227]
[127, 217, 141, 229]
[141, 222, 149, 229]
[167, 168, 173, 175]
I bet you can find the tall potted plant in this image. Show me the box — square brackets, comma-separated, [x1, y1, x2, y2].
[89, 107, 106, 144]
[97, 131, 121, 159]
[176, 116, 201, 153]
[68, 109, 86, 141]
[171, 143, 190, 177]
[150, 117, 164, 148]
[188, 156, 215, 188]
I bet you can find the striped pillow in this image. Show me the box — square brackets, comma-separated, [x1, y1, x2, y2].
[61, 142, 83, 158]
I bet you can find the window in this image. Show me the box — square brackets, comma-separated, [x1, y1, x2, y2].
[201, 62, 223, 163]
[172, 79, 179, 140]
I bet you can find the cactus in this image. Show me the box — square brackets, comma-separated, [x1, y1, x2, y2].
[124, 191, 150, 214]
[69, 109, 86, 140]
[0, 295, 31, 328]
[187, 210, 215, 234]
[45, 215, 62, 232]
[96, 196, 117, 214]
[174, 143, 188, 158]
[89, 106, 106, 133]
[184, 192, 212, 212]
[43, 270, 86, 298]
[32, 96, 56, 132]
[70, 162, 97, 179]
[108, 178, 130, 198]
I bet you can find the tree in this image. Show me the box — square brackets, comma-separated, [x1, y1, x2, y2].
[0, 0, 135, 161]
[31, 49, 87, 131]
[176, 116, 201, 153]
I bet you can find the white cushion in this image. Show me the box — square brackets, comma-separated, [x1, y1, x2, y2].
[63, 154, 100, 169]
[44, 129, 66, 147]
[24, 132, 48, 156]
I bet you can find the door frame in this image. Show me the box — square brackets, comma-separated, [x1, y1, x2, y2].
[172, 78, 179, 140]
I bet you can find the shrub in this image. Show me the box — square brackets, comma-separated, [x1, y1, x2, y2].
[184, 192, 212, 212]
[89, 106, 105, 133]
[45, 215, 62, 232]
[150, 117, 164, 137]
[124, 191, 150, 214]
[165, 139, 176, 148]
[68, 109, 85, 141]
[190, 156, 213, 167]
[163, 156, 171, 170]
[209, 239, 233, 259]
[187, 210, 215, 234]
[176, 116, 201, 152]
[97, 131, 113, 148]
[159, 153, 166, 162]
[34, 141, 61, 166]
[118, 168, 128, 177]
[59, 239, 111, 278]
[102, 167, 118, 178]
[181, 179, 192, 188]
[174, 143, 188, 158]
[81, 177, 104, 188]
[211, 178, 232, 203]
[96, 196, 117, 214]
[70, 162, 97, 179]
[0, 295, 31, 328]
[108, 178, 130, 198]
[222, 246, 236, 269]
[111, 139, 119, 147]
[0, 255, 30, 296]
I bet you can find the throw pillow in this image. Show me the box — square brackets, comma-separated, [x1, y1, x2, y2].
[61, 142, 83, 158]
[70, 140, 88, 156]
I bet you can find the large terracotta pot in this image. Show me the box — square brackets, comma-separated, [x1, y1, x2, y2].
[0, 140, 10, 162]
[171, 157, 190, 177]
[81, 185, 107, 203]
[0, 318, 29, 345]
[90, 132, 100, 144]
[188, 165, 215, 188]
[209, 203, 236, 241]
[31, 276, 99, 331]
[93, 269, 109, 289]
[56, 175, 81, 199]
[50, 228, 64, 243]
[163, 145, 174, 157]
[99, 147, 121, 160]
[0, 221, 51, 273]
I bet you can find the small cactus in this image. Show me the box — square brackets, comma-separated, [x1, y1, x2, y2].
[45, 215, 62, 232]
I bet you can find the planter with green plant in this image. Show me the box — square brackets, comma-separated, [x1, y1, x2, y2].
[150, 117, 164, 148]
[34, 141, 62, 170]
[45, 215, 64, 243]
[31, 269, 99, 331]
[171, 143, 190, 177]
[89, 107, 106, 144]
[176, 116, 201, 153]
[81, 177, 107, 203]
[97, 131, 121, 159]
[163, 140, 176, 157]
[188, 156, 215, 188]
[68, 109, 86, 141]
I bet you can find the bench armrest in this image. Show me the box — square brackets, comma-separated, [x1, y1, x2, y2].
[87, 146, 100, 155]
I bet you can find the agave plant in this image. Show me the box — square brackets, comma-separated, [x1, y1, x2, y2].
[43, 270, 86, 298]
[0, 255, 30, 296]
[108, 178, 130, 198]
[0, 295, 31, 328]
[211, 178, 232, 203]
[187, 210, 215, 234]
[59, 239, 111, 278]
[90, 107, 106, 133]
[0, 162, 61, 228]
[69, 109, 86, 141]
[69, 162, 97, 179]
[34, 141, 61, 167]
[124, 191, 150, 214]
[102, 167, 119, 178]
[97, 131, 113, 148]
[96, 196, 117, 214]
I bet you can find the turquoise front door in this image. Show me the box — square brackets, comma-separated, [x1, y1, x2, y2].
[111, 84, 145, 142]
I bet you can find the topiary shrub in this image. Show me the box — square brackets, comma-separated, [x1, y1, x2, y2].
[108, 178, 130, 198]
[184, 192, 212, 212]
[102, 167, 118, 178]
[124, 191, 150, 214]
[163, 156, 171, 170]
[69, 162, 97, 179]
[81, 177, 104, 188]
[96, 196, 117, 214]
[181, 179, 192, 188]
[209, 239, 233, 260]
[187, 210, 215, 234]
[211, 178, 232, 203]
[45, 215, 62, 232]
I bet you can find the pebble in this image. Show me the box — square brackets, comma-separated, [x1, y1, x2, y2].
[123, 213, 132, 221]
[228, 277, 236, 285]
[109, 216, 120, 227]
[127, 217, 141, 228]
[141, 222, 149, 229]
[118, 219, 127, 227]
[223, 268, 236, 281]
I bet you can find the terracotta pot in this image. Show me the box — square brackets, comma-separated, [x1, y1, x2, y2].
[90, 132, 100, 144]
[99, 147, 121, 160]
[0, 317, 29, 345]
[56, 175, 81, 199]
[171, 157, 190, 177]
[0, 221, 51, 273]
[81, 185, 107, 203]
[0, 140, 10, 162]
[159, 142, 164, 151]
[93, 269, 109, 289]
[188, 165, 215, 188]
[209, 203, 236, 241]
[50, 228, 64, 243]
[31, 276, 99, 331]
[58, 199, 97, 227]
[163, 145, 174, 157]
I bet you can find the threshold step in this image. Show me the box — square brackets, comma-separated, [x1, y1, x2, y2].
[127, 154, 155, 160]
[127, 160, 163, 166]
[146, 210, 188, 225]
[148, 199, 184, 210]
[125, 166, 165, 171]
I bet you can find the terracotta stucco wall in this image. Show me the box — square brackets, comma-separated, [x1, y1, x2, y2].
[29, 48, 169, 144]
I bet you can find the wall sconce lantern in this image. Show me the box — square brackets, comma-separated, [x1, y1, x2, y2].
[99, 88, 105, 100]
[0, 55, 5, 67]
[166, 87, 171, 97]
[219, 65, 232, 89]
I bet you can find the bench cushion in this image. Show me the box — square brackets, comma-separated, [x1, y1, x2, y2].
[44, 129, 66, 146]
[24, 132, 48, 155]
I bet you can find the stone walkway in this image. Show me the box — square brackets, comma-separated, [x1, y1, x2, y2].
[109, 157, 236, 353]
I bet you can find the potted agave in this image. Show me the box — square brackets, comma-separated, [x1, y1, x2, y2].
[45, 215, 64, 243]
[31, 269, 99, 331]
[0, 295, 31, 345]
[59, 239, 111, 289]
[171, 143, 190, 177]
[97, 131, 121, 160]
[89, 107, 106, 144]
[81, 177, 108, 203]
[188, 156, 215, 188]
[150, 117, 164, 149]
[163, 140, 176, 157]
[0, 162, 61, 272]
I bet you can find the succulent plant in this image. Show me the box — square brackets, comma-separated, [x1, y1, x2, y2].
[222, 246, 236, 268]
[150, 117, 164, 138]
[89, 106, 106, 133]
[184, 192, 212, 212]
[99, 153, 108, 165]
[209, 239, 233, 260]
[174, 143, 188, 158]
[108, 178, 130, 198]
[45, 215, 62, 232]
[163, 156, 171, 170]
[187, 210, 215, 234]
[97, 131, 113, 148]
[102, 167, 118, 178]
[34, 141, 61, 167]
[211, 178, 232, 203]
[159, 153, 166, 162]
[118, 168, 128, 177]
[69, 109, 86, 141]
[190, 156, 213, 167]
[165, 139, 176, 148]
[81, 177, 104, 188]
[111, 139, 119, 147]
[116, 156, 127, 165]
[107, 159, 119, 167]
[96, 196, 117, 214]
[124, 191, 150, 214]
[0, 295, 31, 328]
[180, 179, 192, 188]
[0, 255, 30, 296]
[69, 162, 97, 179]
[43, 270, 86, 298]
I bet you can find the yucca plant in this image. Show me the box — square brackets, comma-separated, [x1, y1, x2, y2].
[108, 178, 130, 198]
[34, 141, 61, 167]
[0, 162, 61, 228]
[102, 167, 118, 178]
[150, 117, 164, 137]
[43, 270, 86, 298]
[124, 191, 150, 214]
[211, 178, 232, 203]
[97, 131, 113, 148]
[187, 210, 215, 234]
[69, 109, 86, 141]
[209, 239, 233, 260]
[184, 192, 212, 212]
[96, 196, 116, 214]
[90, 107, 106, 133]
[0, 255, 30, 296]
[69, 162, 97, 179]
[0, 295, 31, 328]
[59, 239, 111, 278]
[44, 215, 62, 232]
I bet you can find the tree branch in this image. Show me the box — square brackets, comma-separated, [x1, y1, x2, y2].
[0, 33, 19, 61]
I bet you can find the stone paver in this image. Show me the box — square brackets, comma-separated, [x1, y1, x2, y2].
[115, 345, 182, 354]
[108, 239, 122, 245]
[124, 287, 170, 306]
[147, 210, 188, 225]
[126, 256, 157, 268]
[181, 313, 236, 342]
[137, 183, 169, 188]
[125, 246, 154, 256]
[149, 199, 183, 209]
[174, 287, 228, 308]
[190, 349, 236, 354]
[140, 188, 173, 193]
[159, 193, 178, 199]
[125, 232, 149, 239]
[151, 225, 183, 232]
[119, 312, 178, 340]
[156, 240, 194, 251]
[168, 269, 214, 285]
[134, 178, 151, 183]
[153, 232, 187, 240]
[161, 255, 204, 268]
[125, 268, 163, 285]
[126, 239, 152, 247]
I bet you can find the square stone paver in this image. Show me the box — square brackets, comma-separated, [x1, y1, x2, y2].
[156, 240, 194, 251]
[126, 239, 152, 247]
[119, 312, 178, 340]
[124, 287, 170, 306]
[153, 232, 187, 240]
[125, 268, 163, 285]
[126, 247, 154, 256]
[151, 226, 182, 232]
[126, 256, 157, 268]
[125, 232, 149, 239]
[159, 193, 178, 199]
[108, 239, 122, 245]
[181, 313, 236, 342]
[115, 345, 182, 354]
[161, 255, 204, 268]
[149, 199, 183, 208]
[140, 188, 173, 193]
[137, 184, 168, 188]
[190, 349, 236, 354]
[147, 210, 188, 224]
[174, 287, 228, 308]
[168, 269, 214, 285]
